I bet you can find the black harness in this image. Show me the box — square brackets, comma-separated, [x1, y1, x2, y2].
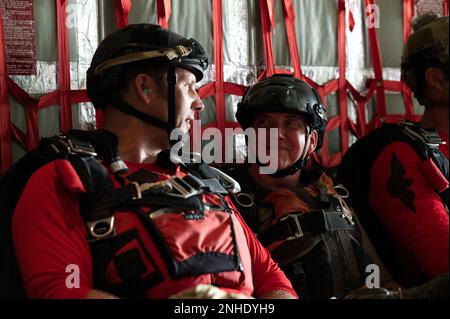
[0, 130, 239, 298]
[226, 167, 372, 299]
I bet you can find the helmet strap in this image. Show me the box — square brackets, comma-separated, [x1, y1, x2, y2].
[107, 96, 168, 130]
[167, 65, 178, 147]
[106, 65, 180, 148]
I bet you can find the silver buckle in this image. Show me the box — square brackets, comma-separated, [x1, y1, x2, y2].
[67, 138, 97, 156]
[87, 216, 115, 240]
[131, 182, 142, 200]
[130, 176, 203, 200]
[167, 177, 200, 199]
[280, 214, 303, 241]
[402, 123, 446, 147]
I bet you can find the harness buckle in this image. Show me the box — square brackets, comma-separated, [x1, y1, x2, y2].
[67, 138, 97, 156]
[280, 214, 304, 241]
[131, 182, 142, 200]
[87, 216, 115, 240]
[340, 213, 355, 226]
[166, 176, 201, 199]
[401, 121, 446, 148]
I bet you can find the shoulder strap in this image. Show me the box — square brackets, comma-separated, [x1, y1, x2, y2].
[222, 166, 261, 233]
[0, 130, 120, 298]
[155, 149, 241, 195]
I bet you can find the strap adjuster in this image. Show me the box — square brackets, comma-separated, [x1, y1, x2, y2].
[280, 214, 304, 241]
[167, 176, 202, 199]
[131, 174, 205, 200]
[87, 216, 115, 240]
[66, 137, 97, 156]
[401, 121, 446, 147]
[46, 135, 97, 157]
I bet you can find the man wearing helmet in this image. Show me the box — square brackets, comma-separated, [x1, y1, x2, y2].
[227, 74, 394, 299]
[338, 14, 448, 288]
[11, 24, 297, 299]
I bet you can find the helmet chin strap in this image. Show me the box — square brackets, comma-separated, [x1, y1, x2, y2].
[167, 65, 179, 147]
[260, 126, 311, 179]
[107, 66, 180, 148]
[108, 96, 168, 130]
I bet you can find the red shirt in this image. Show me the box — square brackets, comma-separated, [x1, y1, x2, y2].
[12, 160, 296, 299]
[369, 132, 449, 282]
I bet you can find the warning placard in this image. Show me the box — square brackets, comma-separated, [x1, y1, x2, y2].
[0, 0, 36, 75]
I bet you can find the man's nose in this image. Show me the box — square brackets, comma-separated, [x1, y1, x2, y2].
[192, 90, 204, 111]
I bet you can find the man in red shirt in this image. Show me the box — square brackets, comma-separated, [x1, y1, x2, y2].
[339, 14, 448, 288]
[11, 24, 297, 299]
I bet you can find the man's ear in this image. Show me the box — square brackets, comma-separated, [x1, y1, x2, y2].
[307, 129, 318, 154]
[425, 67, 447, 93]
[134, 73, 154, 104]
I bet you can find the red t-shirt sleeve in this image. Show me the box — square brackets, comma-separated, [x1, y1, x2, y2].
[228, 199, 298, 298]
[12, 160, 93, 298]
[369, 142, 449, 278]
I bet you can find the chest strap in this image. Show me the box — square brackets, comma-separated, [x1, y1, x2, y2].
[258, 209, 356, 247]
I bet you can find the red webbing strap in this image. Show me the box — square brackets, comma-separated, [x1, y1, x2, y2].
[70, 89, 88, 104]
[198, 82, 215, 100]
[302, 75, 319, 90]
[348, 5, 355, 32]
[337, 0, 349, 154]
[115, 0, 132, 29]
[257, 69, 267, 81]
[365, 0, 386, 128]
[0, 9, 11, 173]
[260, 0, 275, 76]
[383, 79, 403, 91]
[403, 0, 414, 44]
[445, 0, 449, 16]
[402, 0, 414, 120]
[224, 82, 246, 97]
[157, 0, 172, 29]
[347, 82, 364, 138]
[346, 79, 376, 137]
[6, 77, 35, 106]
[282, 0, 302, 78]
[56, 0, 72, 134]
[212, 0, 225, 152]
[6, 77, 39, 149]
[323, 78, 339, 96]
[11, 124, 27, 151]
[37, 90, 60, 110]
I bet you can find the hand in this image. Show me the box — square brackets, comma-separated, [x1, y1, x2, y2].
[169, 284, 253, 299]
[381, 280, 402, 292]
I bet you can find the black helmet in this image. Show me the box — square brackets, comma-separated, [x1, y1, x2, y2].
[236, 74, 327, 150]
[401, 14, 449, 104]
[86, 24, 208, 146]
[236, 74, 327, 178]
[87, 24, 208, 109]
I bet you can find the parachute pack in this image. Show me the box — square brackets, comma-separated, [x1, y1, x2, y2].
[0, 129, 238, 298]
[336, 121, 449, 286]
